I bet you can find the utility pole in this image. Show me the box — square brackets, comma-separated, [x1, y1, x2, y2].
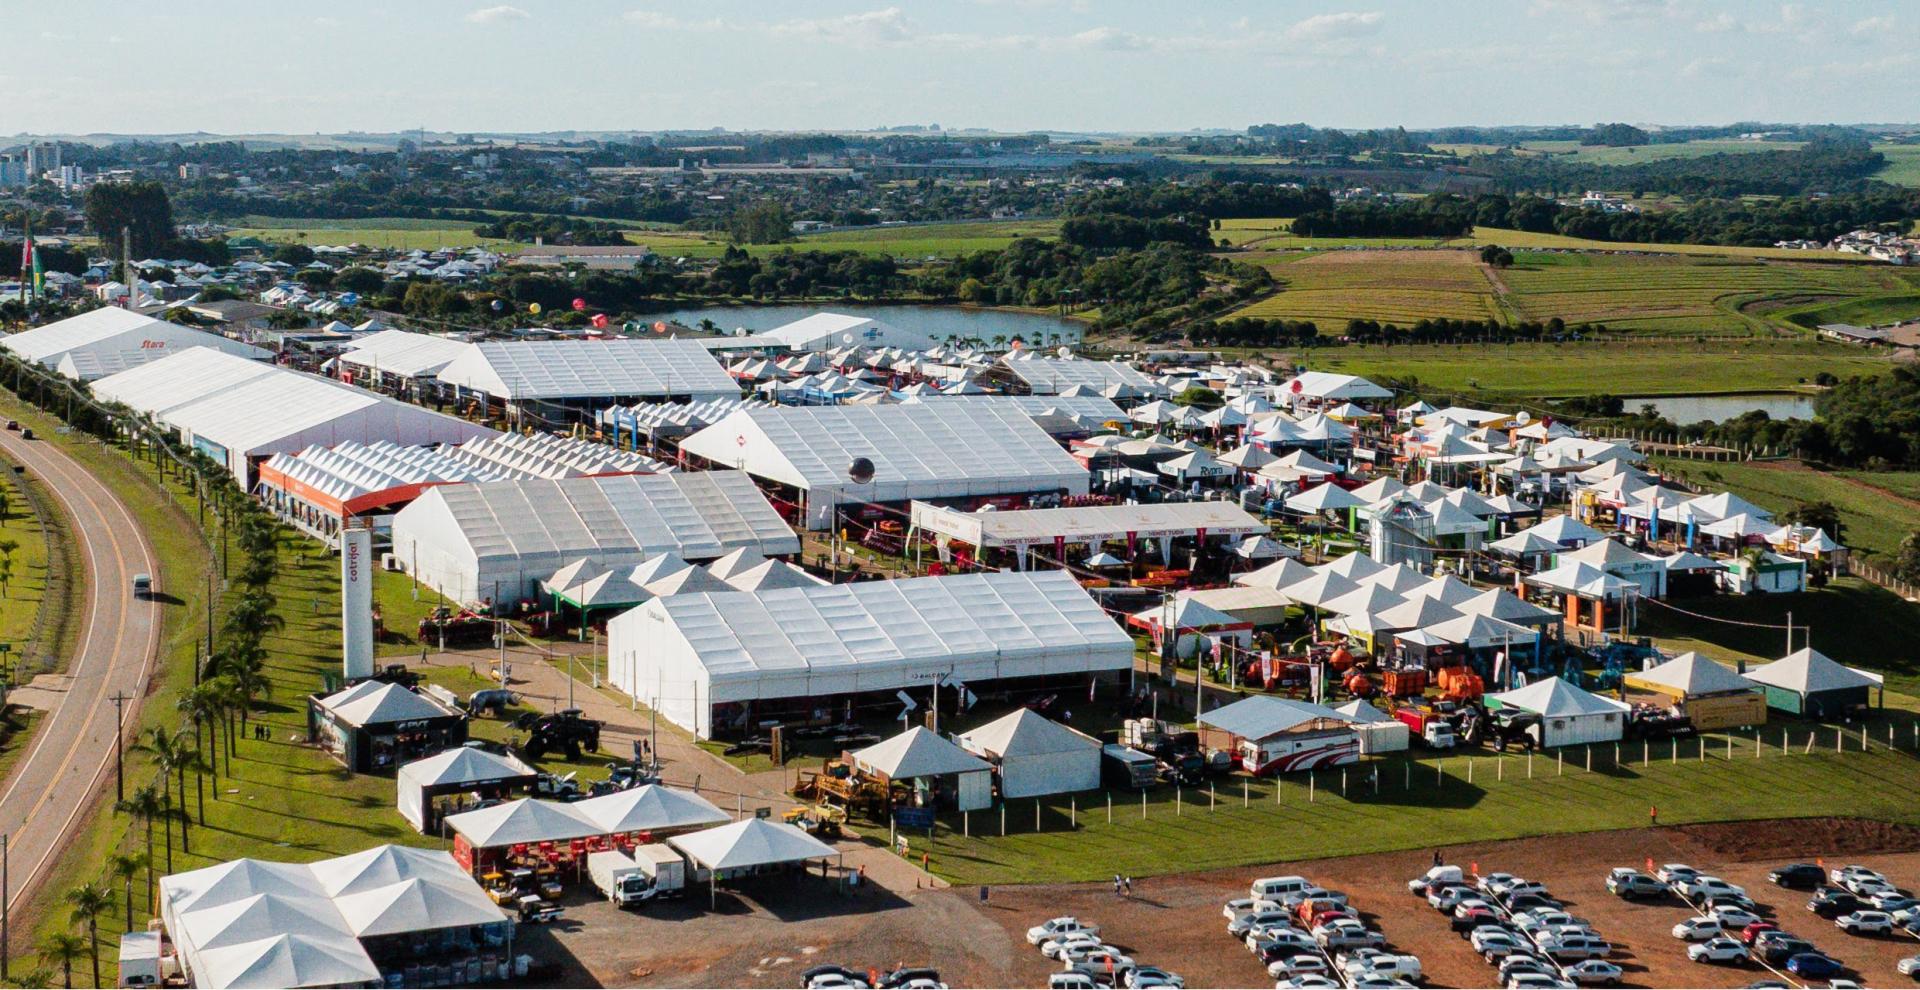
[112, 692, 129, 803]
[3, 831, 10, 982]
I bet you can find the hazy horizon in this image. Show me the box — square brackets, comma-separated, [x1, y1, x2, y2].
[8, 1, 1915, 136]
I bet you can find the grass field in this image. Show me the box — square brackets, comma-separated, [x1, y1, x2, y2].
[1517, 138, 1804, 165]
[1872, 143, 1920, 187]
[1777, 290, 1920, 330]
[1841, 470, 1920, 502]
[231, 217, 530, 251]
[1233, 250, 1504, 324]
[915, 731, 1919, 885]
[1256, 339, 1897, 399]
[1226, 246, 1905, 336]
[645, 219, 1062, 260]
[1463, 226, 1855, 262]
[0, 462, 52, 666]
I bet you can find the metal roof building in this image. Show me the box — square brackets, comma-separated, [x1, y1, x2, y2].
[1000, 356, 1165, 396]
[90, 347, 494, 484]
[336, 329, 475, 382]
[434, 338, 739, 405]
[762, 312, 942, 352]
[1, 308, 270, 379]
[389, 470, 800, 602]
[679, 402, 1089, 529]
[607, 570, 1133, 738]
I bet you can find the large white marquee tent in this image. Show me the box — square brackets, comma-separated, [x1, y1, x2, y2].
[90, 347, 495, 483]
[762, 312, 941, 352]
[0, 308, 270, 379]
[607, 570, 1133, 737]
[679, 402, 1089, 528]
[389, 470, 801, 602]
[435, 338, 739, 404]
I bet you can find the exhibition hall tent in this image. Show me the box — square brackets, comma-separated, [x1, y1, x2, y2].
[680, 402, 1090, 529]
[336, 329, 475, 381]
[607, 570, 1134, 737]
[762, 312, 941, 352]
[396, 746, 540, 833]
[0, 308, 270, 377]
[1001, 356, 1163, 397]
[436, 338, 740, 404]
[91, 348, 494, 484]
[389, 470, 800, 602]
[956, 708, 1102, 798]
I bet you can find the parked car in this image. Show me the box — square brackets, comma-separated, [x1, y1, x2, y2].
[1672, 916, 1724, 941]
[1478, 872, 1521, 894]
[1784, 953, 1844, 979]
[1274, 977, 1340, 990]
[1265, 955, 1330, 980]
[1738, 921, 1779, 945]
[1231, 910, 1294, 938]
[1124, 967, 1183, 989]
[1688, 937, 1750, 964]
[1870, 893, 1918, 913]
[1535, 934, 1612, 962]
[1562, 959, 1623, 986]
[878, 969, 943, 989]
[1504, 894, 1565, 914]
[1429, 884, 1479, 912]
[1408, 865, 1465, 897]
[1313, 918, 1384, 949]
[1042, 933, 1104, 960]
[1605, 868, 1667, 899]
[1709, 904, 1763, 929]
[1498, 954, 1554, 982]
[1768, 864, 1826, 889]
[1472, 929, 1528, 958]
[1252, 931, 1319, 961]
[1506, 973, 1575, 990]
[1809, 889, 1867, 918]
[1049, 975, 1099, 990]
[1342, 953, 1421, 983]
[1679, 877, 1746, 901]
[1894, 955, 1920, 977]
[1451, 907, 1501, 934]
[1835, 910, 1893, 935]
[1758, 936, 1817, 966]
[806, 972, 871, 989]
[1030, 918, 1099, 945]
[1056, 942, 1124, 966]
[1829, 865, 1884, 887]
[1224, 897, 1281, 921]
[1069, 949, 1134, 977]
[1657, 863, 1701, 884]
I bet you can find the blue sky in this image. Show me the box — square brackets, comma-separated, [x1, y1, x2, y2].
[9, 1, 1915, 135]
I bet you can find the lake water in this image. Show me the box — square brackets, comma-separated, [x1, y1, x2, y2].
[1622, 393, 1816, 423]
[649, 304, 1087, 346]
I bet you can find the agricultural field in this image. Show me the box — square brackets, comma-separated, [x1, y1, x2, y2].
[645, 219, 1062, 260]
[1871, 142, 1920, 186]
[1499, 250, 1903, 335]
[1777, 289, 1920, 330]
[1234, 249, 1503, 324]
[1462, 225, 1855, 261]
[1217, 218, 1452, 251]
[230, 216, 533, 251]
[1264, 338, 1896, 399]
[1226, 245, 1905, 336]
[1517, 138, 1804, 164]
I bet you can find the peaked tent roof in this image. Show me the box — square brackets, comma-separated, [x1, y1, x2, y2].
[1234, 557, 1314, 591]
[1286, 481, 1365, 514]
[1199, 695, 1351, 739]
[1488, 675, 1630, 717]
[318, 682, 456, 726]
[442, 798, 602, 849]
[331, 876, 507, 938]
[668, 818, 838, 870]
[1456, 588, 1560, 625]
[1745, 648, 1879, 694]
[1416, 612, 1537, 648]
[1333, 699, 1395, 723]
[435, 338, 739, 401]
[957, 708, 1100, 759]
[1629, 652, 1759, 697]
[570, 784, 730, 834]
[851, 727, 992, 780]
[397, 746, 536, 790]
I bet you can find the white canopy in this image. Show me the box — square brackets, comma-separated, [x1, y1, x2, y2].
[1489, 676, 1630, 717]
[571, 784, 730, 834]
[316, 682, 456, 727]
[436, 338, 740, 402]
[957, 708, 1100, 759]
[1525, 561, 1637, 599]
[669, 818, 838, 871]
[1200, 695, 1351, 740]
[397, 746, 534, 789]
[852, 727, 992, 780]
[1234, 557, 1313, 591]
[1745, 648, 1879, 694]
[441, 798, 601, 849]
[1629, 652, 1759, 697]
[1285, 482, 1365, 515]
[1333, 699, 1395, 723]
[1415, 612, 1536, 649]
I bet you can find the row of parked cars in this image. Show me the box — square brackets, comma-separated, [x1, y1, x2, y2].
[1226, 873, 1419, 988]
[799, 966, 946, 990]
[1027, 917, 1184, 989]
[1408, 864, 1620, 989]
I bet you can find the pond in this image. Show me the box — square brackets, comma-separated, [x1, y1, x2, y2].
[1621, 393, 1817, 424]
[649, 304, 1087, 347]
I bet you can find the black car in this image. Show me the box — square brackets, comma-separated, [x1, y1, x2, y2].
[1769, 863, 1826, 889]
[1807, 888, 1865, 918]
[1759, 937, 1817, 965]
[1504, 894, 1564, 913]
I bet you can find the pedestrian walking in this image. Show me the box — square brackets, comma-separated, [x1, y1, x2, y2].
[1432, 850, 1443, 867]
[1112, 874, 1122, 897]
[1649, 804, 1658, 826]
[1123, 876, 1132, 897]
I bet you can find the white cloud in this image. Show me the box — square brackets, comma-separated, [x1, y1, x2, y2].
[465, 5, 528, 25]
[623, 10, 724, 31]
[1285, 11, 1385, 42]
[1851, 15, 1895, 37]
[1070, 26, 1150, 51]
[769, 7, 914, 45]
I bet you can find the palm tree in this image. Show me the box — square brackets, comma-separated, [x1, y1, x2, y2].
[179, 684, 227, 796]
[222, 590, 284, 641]
[38, 932, 86, 989]
[66, 882, 112, 989]
[132, 728, 190, 864]
[223, 664, 274, 735]
[114, 786, 163, 907]
[109, 852, 147, 931]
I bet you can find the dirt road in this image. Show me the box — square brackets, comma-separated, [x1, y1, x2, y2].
[0, 428, 159, 919]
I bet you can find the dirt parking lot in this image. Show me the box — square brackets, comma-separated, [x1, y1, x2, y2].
[539, 818, 1920, 988]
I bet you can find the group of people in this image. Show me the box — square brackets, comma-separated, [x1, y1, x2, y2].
[1111, 874, 1134, 897]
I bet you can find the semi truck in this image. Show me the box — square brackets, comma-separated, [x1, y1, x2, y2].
[1393, 705, 1459, 749]
[587, 850, 653, 907]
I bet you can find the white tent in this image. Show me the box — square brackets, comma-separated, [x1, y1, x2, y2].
[680, 402, 1089, 529]
[607, 571, 1134, 738]
[1487, 675, 1629, 747]
[0, 308, 270, 378]
[1416, 612, 1536, 650]
[1559, 538, 1668, 598]
[435, 338, 740, 403]
[852, 727, 992, 780]
[441, 798, 602, 850]
[395, 746, 538, 832]
[955, 708, 1102, 799]
[763, 312, 941, 352]
[1279, 569, 1360, 609]
[1627, 652, 1759, 697]
[389, 471, 799, 603]
[668, 818, 839, 872]
[1744, 648, 1880, 717]
[336, 329, 474, 380]
[570, 784, 730, 835]
[1234, 557, 1313, 591]
[1319, 551, 1386, 582]
[1514, 514, 1606, 548]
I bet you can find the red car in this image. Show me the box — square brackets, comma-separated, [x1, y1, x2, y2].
[1739, 921, 1780, 945]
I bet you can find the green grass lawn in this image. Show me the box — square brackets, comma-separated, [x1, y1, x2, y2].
[0, 460, 54, 669]
[1840, 470, 1920, 502]
[1261, 339, 1895, 399]
[1873, 143, 1920, 187]
[645, 220, 1061, 260]
[1777, 290, 1920, 331]
[231, 220, 528, 252]
[1653, 458, 1918, 563]
[916, 731, 1919, 885]
[1516, 139, 1804, 166]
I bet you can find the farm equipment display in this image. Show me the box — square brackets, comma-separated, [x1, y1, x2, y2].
[782, 803, 847, 840]
[791, 758, 890, 817]
[419, 606, 495, 647]
[515, 709, 604, 760]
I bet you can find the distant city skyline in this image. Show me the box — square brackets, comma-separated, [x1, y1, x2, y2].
[8, 1, 1915, 136]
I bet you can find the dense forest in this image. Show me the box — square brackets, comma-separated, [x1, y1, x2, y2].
[1469, 138, 1889, 197]
[1064, 180, 1332, 221]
